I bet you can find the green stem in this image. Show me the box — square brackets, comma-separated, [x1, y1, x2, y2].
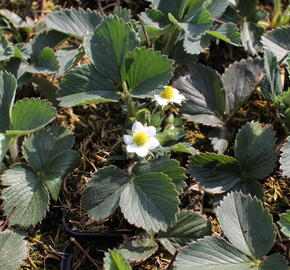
[272, 0, 281, 26]
[9, 136, 19, 163]
[122, 81, 136, 120]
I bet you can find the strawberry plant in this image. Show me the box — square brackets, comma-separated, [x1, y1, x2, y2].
[0, 1, 289, 269]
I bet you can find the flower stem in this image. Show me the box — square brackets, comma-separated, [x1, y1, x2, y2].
[122, 81, 136, 120]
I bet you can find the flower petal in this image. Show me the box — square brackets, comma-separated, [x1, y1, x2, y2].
[155, 96, 168, 106]
[123, 135, 133, 145]
[126, 144, 138, 153]
[135, 146, 149, 157]
[132, 121, 144, 133]
[144, 126, 156, 137]
[146, 137, 160, 150]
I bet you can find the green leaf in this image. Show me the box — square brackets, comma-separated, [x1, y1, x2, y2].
[207, 23, 241, 46]
[45, 8, 103, 38]
[27, 47, 60, 74]
[261, 49, 283, 100]
[173, 63, 225, 127]
[158, 210, 211, 253]
[104, 250, 132, 270]
[29, 30, 68, 60]
[216, 192, 276, 258]
[241, 21, 264, 56]
[169, 142, 198, 155]
[133, 156, 186, 193]
[206, 0, 229, 19]
[56, 46, 84, 76]
[119, 172, 179, 232]
[57, 64, 119, 107]
[262, 26, 290, 62]
[234, 122, 277, 180]
[0, 9, 34, 28]
[0, 36, 14, 61]
[5, 58, 32, 88]
[153, 0, 189, 20]
[84, 16, 139, 83]
[6, 98, 56, 135]
[174, 236, 252, 270]
[222, 57, 263, 114]
[119, 235, 159, 262]
[0, 71, 16, 133]
[81, 166, 129, 220]
[0, 230, 29, 270]
[260, 254, 289, 270]
[235, 0, 259, 20]
[43, 150, 79, 200]
[183, 34, 211, 55]
[125, 48, 174, 98]
[114, 7, 132, 22]
[188, 153, 241, 193]
[278, 210, 290, 238]
[22, 126, 79, 200]
[2, 164, 49, 227]
[0, 134, 10, 163]
[280, 136, 290, 177]
[23, 126, 74, 171]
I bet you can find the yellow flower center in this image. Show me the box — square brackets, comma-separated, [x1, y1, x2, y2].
[133, 132, 149, 146]
[160, 86, 175, 100]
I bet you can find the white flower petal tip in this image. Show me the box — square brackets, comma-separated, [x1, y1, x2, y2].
[154, 85, 186, 106]
[124, 122, 160, 157]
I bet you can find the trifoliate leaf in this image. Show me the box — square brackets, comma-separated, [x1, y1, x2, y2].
[280, 136, 290, 177]
[173, 63, 225, 127]
[45, 8, 103, 38]
[174, 236, 252, 270]
[125, 48, 174, 98]
[0, 71, 16, 133]
[241, 21, 264, 56]
[262, 26, 290, 62]
[104, 250, 132, 270]
[119, 172, 179, 232]
[222, 57, 263, 114]
[23, 126, 74, 171]
[260, 254, 289, 270]
[188, 153, 241, 193]
[158, 210, 211, 253]
[234, 122, 277, 180]
[84, 16, 139, 83]
[261, 49, 283, 100]
[57, 64, 119, 107]
[133, 156, 186, 193]
[2, 164, 49, 227]
[22, 126, 79, 200]
[207, 23, 241, 46]
[81, 166, 129, 221]
[0, 36, 14, 61]
[216, 192, 276, 259]
[278, 210, 290, 238]
[119, 235, 158, 262]
[0, 230, 29, 270]
[6, 98, 56, 135]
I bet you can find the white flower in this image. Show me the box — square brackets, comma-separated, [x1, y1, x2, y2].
[123, 122, 160, 157]
[154, 85, 185, 106]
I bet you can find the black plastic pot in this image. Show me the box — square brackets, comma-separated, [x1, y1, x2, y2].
[59, 209, 129, 270]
